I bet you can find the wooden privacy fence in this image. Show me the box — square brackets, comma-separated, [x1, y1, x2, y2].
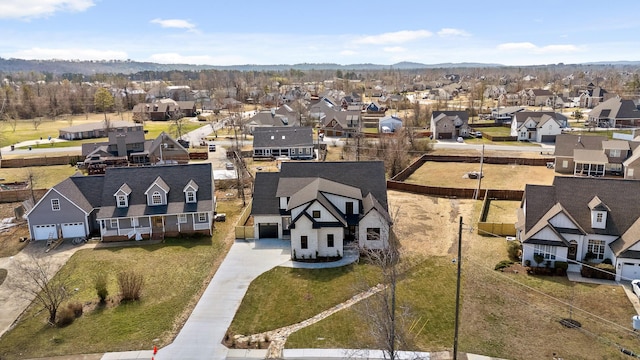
[1, 155, 83, 168]
[477, 222, 516, 236]
[387, 181, 523, 201]
[476, 189, 520, 236]
[0, 189, 47, 203]
[234, 199, 254, 239]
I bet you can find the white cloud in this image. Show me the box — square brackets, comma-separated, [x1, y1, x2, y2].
[0, 0, 94, 19]
[383, 47, 406, 53]
[497, 42, 582, 54]
[150, 18, 196, 30]
[437, 28, 471, 37]
[354, 30, 432, 45]
[340, 50, 357, 56]
[8, 47, 127, 61]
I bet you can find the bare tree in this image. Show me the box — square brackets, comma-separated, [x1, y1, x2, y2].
[11, 255, 70, 326]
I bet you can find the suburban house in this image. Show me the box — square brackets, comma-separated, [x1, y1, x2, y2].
[379, 115, 403, 133]
[59, 121, 142, 140]
[322, 109, 361, 137]
[491, 106, 525, 123]
[26, 163, 215, 242]
[245, 110, 299, 134]
[521, 89, 554, 106]
[517, 176, 640, 281]
[497, 93, 522, 107]
[132, 99, 196, 122]
[579, 84, 610, 108]
[252, 127, 314, 160]
[250, 161, 392, 260]
[586, 97, 640, 128]
[510, 111, 568, 142]
[81, 130, 189, 172]
[430, 111, 470, 140]
[553, 134, 640, 177]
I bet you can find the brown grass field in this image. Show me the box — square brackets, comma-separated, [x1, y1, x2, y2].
[404, 161, 558, 190]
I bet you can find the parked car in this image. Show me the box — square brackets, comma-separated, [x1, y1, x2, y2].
[632, 279, 640, 298]
[225, 162, 234, 170]
[208, 144, 216, 152]
[473, 131, 483, 138]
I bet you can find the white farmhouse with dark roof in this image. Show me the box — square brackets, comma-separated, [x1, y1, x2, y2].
[250, 161, 391, 261]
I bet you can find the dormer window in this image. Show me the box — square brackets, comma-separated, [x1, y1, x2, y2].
[588, 196, 609, 230]
[117, 195, 128, 208]
[596, 213, 603, 223]
[183, 180, 199, 204]
[152, 191, 162, 205]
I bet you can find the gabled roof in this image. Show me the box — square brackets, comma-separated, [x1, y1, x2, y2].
[513, 111, 567, 127]
[285, 178, 362, 210]
[553, 134, 608, 157]
[523, 177, 640, 239]
[251, 172, 282, 216]
[432, 111, 469, 123]
[247, 111, 294, 127]
[589, 97, 640, 119]
[115, 183, 132, 196]
[610, 218, 640, 257]
[602, 140, 630, 151]
[323, 109, 360, 128]
[184, 179, 199, 192]
[588, 196, 610, 211]
[60, 121, 139, 133]
[252, 127, 313, 148]
[146, 176, 170, 194]
[96, 163, 213, 219]
[573, 149, 608, 164]
[51, 175, 105, 214]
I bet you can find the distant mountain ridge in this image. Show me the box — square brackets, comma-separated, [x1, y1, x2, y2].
[0, 58, 506, 75]
[1, 57, 639, 76]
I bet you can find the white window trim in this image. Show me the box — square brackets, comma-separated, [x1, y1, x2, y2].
[110, 219, 118, 228]
[186, 191, 196, 203]
[131, 217, 139, 227]
[152, 191, 162, 205]
[51, 198, 60, 211]
[117, 194, 128, 208]
[178, 214, 187, 223]
[198, 213, 207, 222]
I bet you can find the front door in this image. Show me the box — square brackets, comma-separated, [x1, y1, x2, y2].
[345, 225, 356, 243]
[568, 241, 578, 261]
[152, 216, 163, 229]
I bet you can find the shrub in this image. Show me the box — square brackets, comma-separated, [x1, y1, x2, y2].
[580, 263, 615, 280]
[95, 273, 109, 303]
[67, 301, 83, 318]
[583, 251, 596, 262]
[603, 258, 613, 265]
[56, 306, 75, 327]
[533, 254, 545, 266]
[554, 261, 568, 275]
[507, 241, 522, 262]
[494, 260, 514, 271]
[524, 259, 531, 267]
[117, 271, 144, 302]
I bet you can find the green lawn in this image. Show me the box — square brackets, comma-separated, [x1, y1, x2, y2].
[0, 201, 240, 360]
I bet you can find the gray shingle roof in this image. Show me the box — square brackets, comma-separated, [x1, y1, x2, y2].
[523, 177, 640, 241]
[553, 134, 607, 157]
[589, 97, 640, 120]
[53, 175, 105, 213]
[252, 127, 313, 148]
[96, 163, 213, 219]
[251, 172, 282, 216]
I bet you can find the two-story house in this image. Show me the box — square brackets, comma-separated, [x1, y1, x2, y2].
[26, 163, 215, 242]
[430, 111, 470, 140]
[322, 109, 361, 137]
[586, 97, 640, 128]
[250, 161, 391, 260]
[517, 176, 640, 281]
[510, 111, 568, 142]
[252, 127, 315, 160]
[553, 134, 640, 177]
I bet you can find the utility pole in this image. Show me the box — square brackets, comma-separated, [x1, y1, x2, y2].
[474, 144, 485, 200]
[453, 216, 463, 360]
[232, 113, 246, 206]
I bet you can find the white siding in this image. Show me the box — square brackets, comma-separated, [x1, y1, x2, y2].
[317, 228, 344, 257]
[253, 215, 284, 239]
[305, 201, 338, 222]
[322, 193, 360, 215]
[628, 241, 640, 252]
[591, 210, 608, 229]
[532, 226, 564, 242]
[279, 197, 288, 210]
[291, 216, 317, 259]
[549, 212, 578, 229]
[358, 210, 389, 250]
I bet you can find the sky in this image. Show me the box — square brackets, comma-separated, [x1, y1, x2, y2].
[1, 0, 640, 67]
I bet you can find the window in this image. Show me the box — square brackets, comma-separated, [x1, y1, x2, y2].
[367, 228, 381, 241]
[596, 213, 603, 223]
[110, 219, 118, 228]
[629, 168, 635, 177]
[588, 239, 606, 260]
[327, 234, 334, 248]
[534, 244, 556, 260]
[301, 236, 308, 249]
[346, 202, 354, 215]
[177, 214, 187, 223]
[117, 195, 127, 208]
[186, 191, 196, 203]
[130, 217, 139, 227]
[312, 210, 321, 218]
[562, 160, 568, 168]
[198, 213, 207, 222]
[51, 199, 60, 211]
[152, 191, 162, 205]
[610, 149, 621, 157]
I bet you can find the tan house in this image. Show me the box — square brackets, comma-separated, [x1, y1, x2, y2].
[430, 111, 470, 140]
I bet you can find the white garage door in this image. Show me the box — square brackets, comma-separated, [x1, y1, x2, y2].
[621, 262, 640, 281]
[62, 223, 86, 238]
[33, 224, 58, 241]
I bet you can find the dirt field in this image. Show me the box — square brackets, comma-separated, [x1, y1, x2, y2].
[405, 161, 557, 190]
[0, 202, 29, 257]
